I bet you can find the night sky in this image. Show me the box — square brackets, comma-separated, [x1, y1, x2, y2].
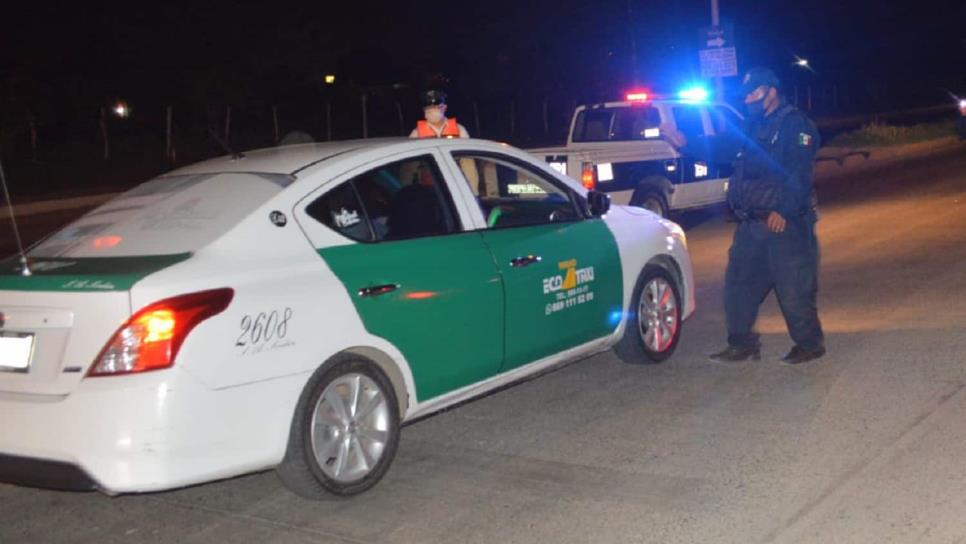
[2, 1, 964, 110]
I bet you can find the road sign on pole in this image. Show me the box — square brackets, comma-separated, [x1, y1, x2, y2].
[699, 23, 738, 78]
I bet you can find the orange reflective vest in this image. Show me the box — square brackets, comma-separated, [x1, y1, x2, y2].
[416, 118, 461, 138]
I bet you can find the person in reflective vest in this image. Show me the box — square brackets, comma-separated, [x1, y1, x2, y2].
[410, 90, 470, 139]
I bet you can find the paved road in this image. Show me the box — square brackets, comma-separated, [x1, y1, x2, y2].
[2, 145, 966, 543]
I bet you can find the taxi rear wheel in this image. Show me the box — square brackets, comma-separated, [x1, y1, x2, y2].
[614, 267, 682, 364]
[278, 355, 400, 498]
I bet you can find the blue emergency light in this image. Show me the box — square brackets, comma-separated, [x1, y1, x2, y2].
[678, 86, 709, 103]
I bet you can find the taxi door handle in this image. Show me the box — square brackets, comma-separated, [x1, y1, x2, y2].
[357, 284, 399, 298]
[510, 255, 542, 268]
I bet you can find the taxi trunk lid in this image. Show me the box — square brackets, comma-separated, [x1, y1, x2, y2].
[0, 255, 188, 396]
[0, 289, 130, 396]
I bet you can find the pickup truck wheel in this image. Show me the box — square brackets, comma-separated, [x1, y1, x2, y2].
[632, 192, 668, 218]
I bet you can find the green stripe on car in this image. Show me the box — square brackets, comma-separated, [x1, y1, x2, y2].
[0, 254, 191, 292]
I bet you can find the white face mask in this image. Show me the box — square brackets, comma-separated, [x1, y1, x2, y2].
[425, 108, 444, 124]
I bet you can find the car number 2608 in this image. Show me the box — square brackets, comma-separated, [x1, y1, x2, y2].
[236, 308, 293, 348]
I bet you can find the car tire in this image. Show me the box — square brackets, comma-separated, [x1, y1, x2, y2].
[614, 266, 683, 364]
[277, 354, 401, 499]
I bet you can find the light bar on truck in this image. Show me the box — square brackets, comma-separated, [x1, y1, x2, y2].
[678, 86, 709, 103]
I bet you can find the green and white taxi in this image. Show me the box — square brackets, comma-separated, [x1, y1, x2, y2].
[0, 138, 693, 498]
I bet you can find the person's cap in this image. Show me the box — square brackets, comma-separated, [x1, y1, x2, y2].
[741, 67, 780, 95]
[421, 90, 447, 107]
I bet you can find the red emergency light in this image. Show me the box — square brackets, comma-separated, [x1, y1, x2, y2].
[625, 91, 649, 102]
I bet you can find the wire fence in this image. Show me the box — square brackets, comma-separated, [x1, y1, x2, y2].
[0, 83, 956, 199]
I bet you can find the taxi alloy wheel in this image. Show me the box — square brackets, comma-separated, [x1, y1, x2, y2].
[311, 373, 392, 484]
[614, 266, 682, 364]
[638, 275, 680, 356]
[278, 355, 400, 498]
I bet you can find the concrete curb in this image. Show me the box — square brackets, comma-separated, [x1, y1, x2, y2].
[2, 137, 963, 219]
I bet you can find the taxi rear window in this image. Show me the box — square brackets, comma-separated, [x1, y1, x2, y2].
[572, 106, 661, 142]
[29, 173, 291, 258]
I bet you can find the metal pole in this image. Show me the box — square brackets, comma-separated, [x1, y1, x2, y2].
[711, 0, 724, 101]
[326, 102, 332, 141]
[627, 0, 639, 84]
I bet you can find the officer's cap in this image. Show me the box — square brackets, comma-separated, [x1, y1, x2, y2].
[741, 67, 780, 95]
[421, 90, 447, 108]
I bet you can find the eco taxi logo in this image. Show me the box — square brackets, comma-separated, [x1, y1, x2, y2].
[543, 259, 596, 316]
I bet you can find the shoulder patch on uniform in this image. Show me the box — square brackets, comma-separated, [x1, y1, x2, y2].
[797, 132, 813, 146]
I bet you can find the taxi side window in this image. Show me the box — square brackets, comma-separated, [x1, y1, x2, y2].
[672, 105, 706, 142]
[305, 181, 374, 242]
[306, 155, 461, 242]
[452, 153, 582, 229]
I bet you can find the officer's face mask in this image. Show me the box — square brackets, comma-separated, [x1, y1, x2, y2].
[425, 107, 444, 124]
[745, 99, 766, 118]
[744, 86, 770, 118]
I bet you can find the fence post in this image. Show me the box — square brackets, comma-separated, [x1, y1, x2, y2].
[99, 107, 110, 160]
[510, 99, 515, 138]
[361, 94, 368, 139]
[542, 97, 549, 136]
[165, 105, 174, 162]
[473, 102, 481, 137]
[224, 106, 232, 147]
[395, 101, 405, 136]
[272, 105, 280, 143]
[29, 112, 38, 162]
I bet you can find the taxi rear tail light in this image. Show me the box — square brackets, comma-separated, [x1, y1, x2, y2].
[580, 162, 597, 190]
[88, 288, 234, 377]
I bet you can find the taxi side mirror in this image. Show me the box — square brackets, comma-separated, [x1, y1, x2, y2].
[587, 190, 611, 217]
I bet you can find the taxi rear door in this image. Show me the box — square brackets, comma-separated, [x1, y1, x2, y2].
[295, 151, 505, 402]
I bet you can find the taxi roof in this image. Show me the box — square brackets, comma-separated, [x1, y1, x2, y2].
[166, 138, 430, 177]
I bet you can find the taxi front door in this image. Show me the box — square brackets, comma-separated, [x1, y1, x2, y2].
[446, 152, 623, 372]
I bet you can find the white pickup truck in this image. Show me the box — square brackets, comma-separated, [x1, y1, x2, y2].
[530, 96, 744, 217]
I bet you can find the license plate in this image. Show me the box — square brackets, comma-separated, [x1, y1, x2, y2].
[0, 332, 35, 371]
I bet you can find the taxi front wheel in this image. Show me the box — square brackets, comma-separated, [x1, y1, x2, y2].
[278, 354, 401, 498]
[614, 267, 682, 364]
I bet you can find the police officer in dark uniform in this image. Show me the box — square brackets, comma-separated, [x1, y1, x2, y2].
[709, 67, 826, 365]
